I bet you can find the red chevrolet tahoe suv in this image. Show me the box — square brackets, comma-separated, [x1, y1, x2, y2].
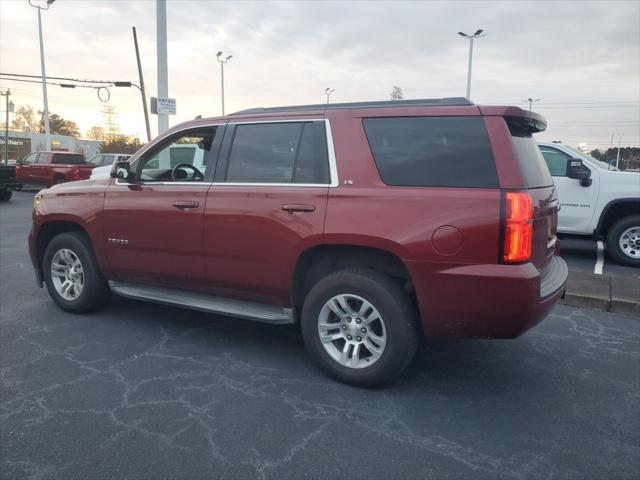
[29, 98, 568, 386]
[17, 151, 92, 187]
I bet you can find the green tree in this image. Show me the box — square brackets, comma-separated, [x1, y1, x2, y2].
[100, 134, 144, 155]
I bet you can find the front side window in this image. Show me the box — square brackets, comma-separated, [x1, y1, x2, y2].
[225, 122, 330, 184]
[539, 147, 571, 177]
[139, 127, 217, 182]
[35, 153, 48, 164]
[363, 116, 498, 188]
[88, 155, 104, 167]
[21, 152, 37, 164]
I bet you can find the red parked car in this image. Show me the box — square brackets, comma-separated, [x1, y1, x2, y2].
[28, 98, 567, 386]
[16, 151, 93, 187]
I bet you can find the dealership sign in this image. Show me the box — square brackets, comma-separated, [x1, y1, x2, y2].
[150, 97, 177, 115]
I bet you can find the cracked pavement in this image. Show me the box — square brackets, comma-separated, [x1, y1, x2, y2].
[1, 191, 639, 480]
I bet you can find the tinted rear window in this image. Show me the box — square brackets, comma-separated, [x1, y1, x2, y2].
[508, 122, 553, 188]
[363, 116, 498, 188]
[52, 153, 85, 165]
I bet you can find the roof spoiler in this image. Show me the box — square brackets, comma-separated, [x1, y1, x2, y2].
[479, 106, 547, 134]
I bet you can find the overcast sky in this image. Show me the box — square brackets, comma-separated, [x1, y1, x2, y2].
[1, 0, 639, 149]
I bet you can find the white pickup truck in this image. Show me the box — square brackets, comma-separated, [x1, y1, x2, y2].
[538, 141, 640, 267]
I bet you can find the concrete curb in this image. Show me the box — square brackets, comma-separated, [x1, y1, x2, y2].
[561, 271, 639, 315]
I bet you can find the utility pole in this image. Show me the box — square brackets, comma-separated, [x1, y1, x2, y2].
[458, 29, 486, 99]
[102, 106, 118, 140]
[29, 0, 55, 151]
[132, 27, 152, 142]
[216, 51, 232, 115]
[325, 87, 335, 104]
[1, 89, 12, 164]
[156, 0, 169, 134]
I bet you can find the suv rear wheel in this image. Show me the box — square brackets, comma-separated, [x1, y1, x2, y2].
[606, 215, 640, 267]
[43, 232, 111, 312]
[301, 269, 419, 387]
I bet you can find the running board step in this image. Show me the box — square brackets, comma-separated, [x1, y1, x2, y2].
[109, 282, 294, 325]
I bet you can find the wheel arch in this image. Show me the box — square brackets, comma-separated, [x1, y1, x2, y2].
[595, 199, 640, 236]
[291, 244, 415, 310]
[36, 219, 90, 274]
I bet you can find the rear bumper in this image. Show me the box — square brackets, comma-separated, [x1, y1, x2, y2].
[1, 182, 22, 191]
[407, 256, 567, 339]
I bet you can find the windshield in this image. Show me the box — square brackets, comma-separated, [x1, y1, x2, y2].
[562, 144, 619, 171]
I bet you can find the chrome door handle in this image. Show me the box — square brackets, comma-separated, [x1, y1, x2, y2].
[282, 204, 316, 213]
[172, 201, 199, 210]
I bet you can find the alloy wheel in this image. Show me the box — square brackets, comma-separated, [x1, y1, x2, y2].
[317, 293, 387, 369]
[50, 248, 85, 301]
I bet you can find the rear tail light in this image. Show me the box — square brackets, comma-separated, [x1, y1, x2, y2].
[503, 191, 533, 263]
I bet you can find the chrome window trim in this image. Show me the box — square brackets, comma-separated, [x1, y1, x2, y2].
[115, 118, 338, 188]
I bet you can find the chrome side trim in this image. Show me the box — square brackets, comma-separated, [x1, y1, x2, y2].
[109, 282, 295, 325]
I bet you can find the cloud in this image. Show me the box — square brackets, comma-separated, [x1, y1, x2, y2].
[1, 0, 638, 147]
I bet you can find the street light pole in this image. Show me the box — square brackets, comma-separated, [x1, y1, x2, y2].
[216, 52, 232, 115]
[325, 87, 335, 104]
[29, 0, 55, 151]
[522, 97, 541, 111]
[458, 29, 486, 100]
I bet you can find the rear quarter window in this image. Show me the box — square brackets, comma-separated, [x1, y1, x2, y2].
[363, 116, 498, 188]
[507, 120, 553, 188]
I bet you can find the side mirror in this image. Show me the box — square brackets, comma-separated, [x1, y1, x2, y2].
[111, 161, 133, 181]
[566, 159, 592, 186]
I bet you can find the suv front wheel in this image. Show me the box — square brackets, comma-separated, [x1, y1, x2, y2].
[43, 232, 111, 312]
[606, 215, 640, 267]
[301, 269, 419, 387]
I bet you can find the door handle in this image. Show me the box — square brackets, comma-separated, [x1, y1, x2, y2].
[172, 201, 199, 210]
[282, 204, 316, 213]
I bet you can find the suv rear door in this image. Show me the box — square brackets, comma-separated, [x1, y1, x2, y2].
[506, 118, 559, 272]
[203, 119, 332, 306]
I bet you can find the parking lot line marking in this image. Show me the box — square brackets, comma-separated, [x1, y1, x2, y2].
[594, 240, 605, 275]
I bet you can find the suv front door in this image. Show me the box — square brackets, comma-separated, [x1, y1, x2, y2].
[203, 120, 333, 306]
[103, 125, 224, 289]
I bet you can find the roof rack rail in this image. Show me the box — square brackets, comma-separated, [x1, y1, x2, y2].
[230, 97, 473, 115]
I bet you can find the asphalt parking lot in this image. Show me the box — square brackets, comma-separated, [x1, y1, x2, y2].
[1, 190, 639, 480]
[560, 236, 640, 278]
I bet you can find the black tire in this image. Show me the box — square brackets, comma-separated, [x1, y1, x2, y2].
[0, 189, 12, 201]
[301, 269, 419, 387]
[53, 177, 65, 186]
[43, 231, 111, 313]
[606, 215, 640, 267]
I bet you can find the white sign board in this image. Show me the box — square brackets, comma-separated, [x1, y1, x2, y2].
[151, 97, 177, 115]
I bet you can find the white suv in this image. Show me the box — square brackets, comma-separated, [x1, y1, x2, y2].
[538, 141, 640, 267]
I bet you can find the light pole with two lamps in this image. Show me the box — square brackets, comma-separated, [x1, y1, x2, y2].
[216, 52, 232, 116]
[523, 97, 541, 111]
[457, 29, 486, 100]
[325, 88, 335, 104]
